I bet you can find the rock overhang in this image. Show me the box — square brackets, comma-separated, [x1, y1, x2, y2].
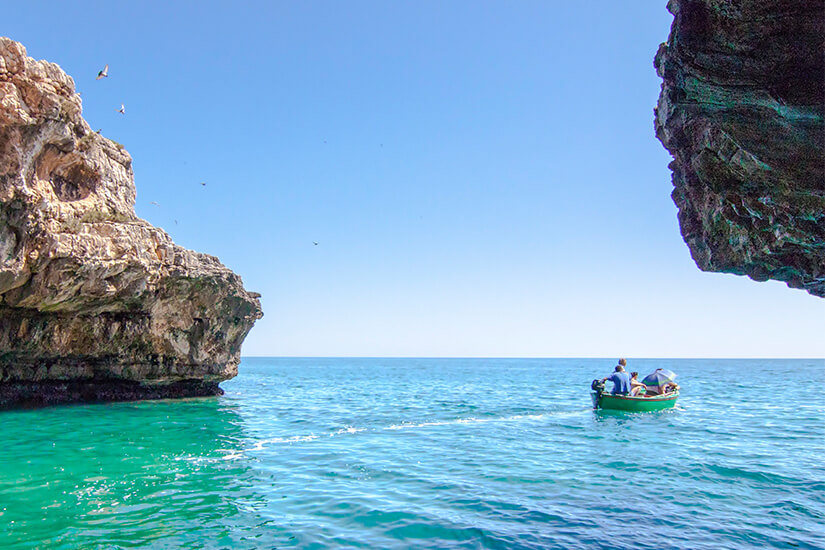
[654, 0, 825, 297]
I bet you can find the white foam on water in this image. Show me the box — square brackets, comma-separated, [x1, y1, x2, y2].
[331, 426, 365, 436]
[222, 412, 565, 460]
[250, 435, 320, 451]
[223, 428, 367, 460]
[386, 412, 549, 430]
[221, 450, 245, 461]
[221, 435, 321, 460]
[386, 420, 453, 430]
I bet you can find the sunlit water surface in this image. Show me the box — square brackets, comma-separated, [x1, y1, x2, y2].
[1, 358, 823, 549]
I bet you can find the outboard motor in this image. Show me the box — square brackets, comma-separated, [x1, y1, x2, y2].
[591, 379, 605, 396]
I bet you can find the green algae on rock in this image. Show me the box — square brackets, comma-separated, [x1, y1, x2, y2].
[654, 0, 825, 297]
[0, 38, 262, 407]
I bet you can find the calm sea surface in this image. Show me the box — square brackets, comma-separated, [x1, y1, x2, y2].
[1, 358, 823, 549]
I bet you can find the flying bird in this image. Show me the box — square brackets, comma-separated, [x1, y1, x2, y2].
[96, 64, 109, 80]
[200, 182, 206, 186]
[313, 241, 319, 246]
[95, 128, 102, 134]
[150, 201, 160, 206]
[117, 104, 125, 114]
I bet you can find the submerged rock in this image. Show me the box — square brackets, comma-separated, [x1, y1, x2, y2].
[0, 38, 262, 407]
[654, 0, 825, 297]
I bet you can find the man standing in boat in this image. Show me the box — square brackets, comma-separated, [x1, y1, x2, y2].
[600, 359, 631, 395]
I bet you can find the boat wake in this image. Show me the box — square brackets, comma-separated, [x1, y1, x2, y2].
[221, 411, 582, 460]
[386, 413, 547, 430]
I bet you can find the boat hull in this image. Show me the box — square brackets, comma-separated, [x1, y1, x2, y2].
[592, 391, 679, 412]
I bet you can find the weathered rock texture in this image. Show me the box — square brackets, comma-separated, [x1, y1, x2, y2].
[0, 38, 262, 407]
[655, 0, 825, 296]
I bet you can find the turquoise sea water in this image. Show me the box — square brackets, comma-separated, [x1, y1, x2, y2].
[1, 358, 823, 549]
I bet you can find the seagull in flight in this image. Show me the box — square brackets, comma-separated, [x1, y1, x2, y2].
[96, 64, 109, 80]
[313, 241, 319, 246]
[200, 182, 206, 186]
[117, 104, 125, 114]
[150, 201, 160, 206]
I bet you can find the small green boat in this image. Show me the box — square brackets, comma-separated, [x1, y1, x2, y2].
[590, 379, 679, 411]
[591, 391, 679, 412]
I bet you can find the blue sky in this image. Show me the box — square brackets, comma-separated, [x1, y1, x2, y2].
[6, 1, 823, 357]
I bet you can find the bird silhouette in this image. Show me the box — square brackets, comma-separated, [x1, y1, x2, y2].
[313, 241, 319, 246]
[150, 201, 160, 206]
[200, 182, 206, 186]
[117, 104, 125, 114]
[96, 64, 108, 80]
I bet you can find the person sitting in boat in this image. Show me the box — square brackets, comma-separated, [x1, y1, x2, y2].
[600, 364, 631, 395]
[629, 372, 646, 396]
[662, 381, 680, 394]
[642, 368, 679, 396]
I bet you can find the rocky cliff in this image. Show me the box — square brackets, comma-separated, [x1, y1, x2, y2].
[654, 0, 825, 297]
[0, 38, 262, 407]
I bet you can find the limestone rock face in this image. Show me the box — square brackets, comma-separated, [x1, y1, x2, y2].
[0, 38, 262, 407]
[654, 0, 825, 297]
